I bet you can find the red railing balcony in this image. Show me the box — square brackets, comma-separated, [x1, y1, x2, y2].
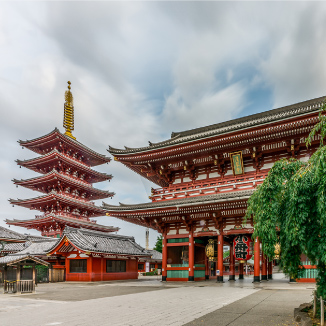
[150, 172, 268, 201]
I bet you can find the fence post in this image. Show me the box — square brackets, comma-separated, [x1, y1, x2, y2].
[320, 296, 324, 326]
[313, 291, 317, 318]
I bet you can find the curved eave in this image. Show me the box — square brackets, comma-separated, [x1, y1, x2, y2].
[0, 255, 50, 266]
[5, 215, 119, 233]
[108, 96, 326, 156]
[103, 189, 254, 213]
[13, 171, 115, 200]
[16, 149, 112, 183]
[10, 193, 107, 216]
[47, 229, 149, 257]
[19, 128, 111, 167]
[48, 236, 149, 257]
[0, 237, 26, 243]
[117, 161, 168, 187]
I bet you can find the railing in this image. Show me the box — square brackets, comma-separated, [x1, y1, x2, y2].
[4, 280, 35, 293]
[4, 280, 17, 293]
[151, 172, 268, 201]
[18, 280, 35, 293]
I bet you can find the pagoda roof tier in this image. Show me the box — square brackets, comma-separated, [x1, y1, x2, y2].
[19, 128, 110, 167]
[108, 96, 325, 186]
[6, 214, 119, 234]
[103, 189, 253, 230]
[17, 149, 112, 183]
[48, 227, 149, 257]
[10, 191, 107, 217]
[13, 170, 114, 200]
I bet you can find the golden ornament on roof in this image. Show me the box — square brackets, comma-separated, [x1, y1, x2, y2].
[63, 81, 76, 140]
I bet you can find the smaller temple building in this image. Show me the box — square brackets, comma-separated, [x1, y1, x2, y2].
[138, 249, 162, 273]
[0, 226, 151, 284]
[47, 227, 150, 282]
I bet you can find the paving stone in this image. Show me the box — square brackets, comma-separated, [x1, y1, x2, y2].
[0, 274, 314, 326]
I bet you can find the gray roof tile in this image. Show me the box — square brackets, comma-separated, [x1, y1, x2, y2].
[0, 226, 26, 241]
[17, 239, 58, 256]
[103, 189, 254, 211]
[0, 254, 49, 266]
[50, 227, 149, 256]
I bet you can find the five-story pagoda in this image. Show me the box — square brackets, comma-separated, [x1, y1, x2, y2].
[6, 82, 118, 237]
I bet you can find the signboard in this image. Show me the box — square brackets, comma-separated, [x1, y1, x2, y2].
[145, 262, 150, 273]
[230, 151, 244, 176]
[205, 239, 217, 262]
[233, 235, 252, 261]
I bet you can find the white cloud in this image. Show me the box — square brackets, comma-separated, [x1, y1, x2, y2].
[1, 1, 326, 247]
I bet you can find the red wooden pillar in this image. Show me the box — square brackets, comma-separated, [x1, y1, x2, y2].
[162, 233, 167, 281]
[261, 253, 268, 281]
[253, 237, 260, 282]
[101, 257, 104, 281]
[89, 256, 93, 282]
[205, 255, 209, 280]
[229, 242, 235, 281]
[217, 234, 224, 282]
[239, 262, 244, 279]
[188, 231, 195, 281]
[268, 260, 273, 279]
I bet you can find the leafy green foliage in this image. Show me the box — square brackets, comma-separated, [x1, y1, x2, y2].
[153, 235, 162, 253]
[245, 101, 326, 297]
[306, 99, 326, 147]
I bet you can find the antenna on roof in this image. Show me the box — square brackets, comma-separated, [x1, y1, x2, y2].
[145, 228, 149, 250]
[63, 81, 76, 140]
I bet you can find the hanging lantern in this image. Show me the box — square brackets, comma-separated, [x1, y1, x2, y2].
[274, 243, 280, 259]
[233, 235, 252, 261]
[205, 239, 217, 262]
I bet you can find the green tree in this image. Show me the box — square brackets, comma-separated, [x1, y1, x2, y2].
[153, 235, 162, 253]
[245, 100, 326, 297]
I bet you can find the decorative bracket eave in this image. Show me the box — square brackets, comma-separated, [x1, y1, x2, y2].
[181, 215, 192, 232]
[212, 212, 223, 231]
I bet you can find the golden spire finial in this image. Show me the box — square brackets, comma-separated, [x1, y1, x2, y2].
[63, 81, 76, 140]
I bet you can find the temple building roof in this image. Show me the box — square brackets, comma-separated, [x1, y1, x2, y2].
[103, 189, 254, 212]
[49, 227, 150, 257]
[19, 128, 110, 167]
[15, 239, 58, 256]
[109, 95, 326, 155]
[0, 225, 27, 242]
[0, 254, 50, 266]
[144, 249, 162, 261]
[1, 242, 32, 254]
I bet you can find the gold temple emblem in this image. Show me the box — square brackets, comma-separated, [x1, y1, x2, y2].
[63, 81, 76, 140]
[205, 239, 217, 262]
[230, 151, 244, 176]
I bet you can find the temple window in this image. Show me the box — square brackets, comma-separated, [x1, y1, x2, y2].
[70, 259, 87, 273]
[106, 260, 126, 273]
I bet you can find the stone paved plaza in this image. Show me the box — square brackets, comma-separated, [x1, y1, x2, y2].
[0, 274, 314, 326]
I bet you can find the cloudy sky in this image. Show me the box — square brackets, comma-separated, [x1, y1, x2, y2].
[1, 1, 326, 247]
